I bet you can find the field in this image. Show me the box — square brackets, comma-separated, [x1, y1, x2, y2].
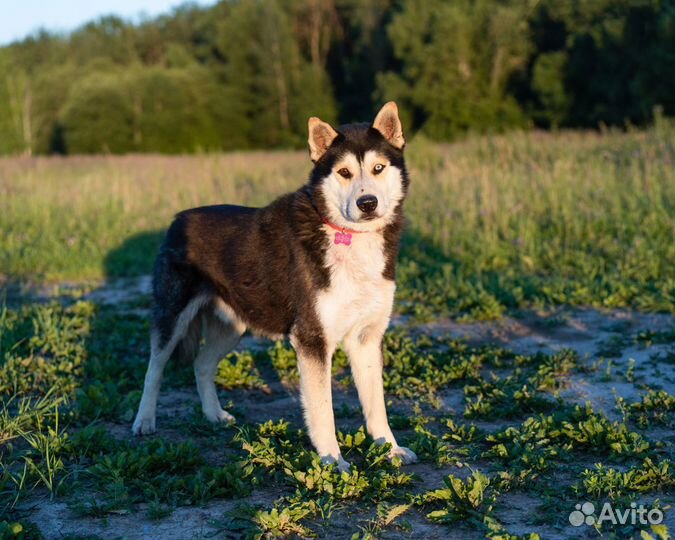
[1, 126, 675, 539]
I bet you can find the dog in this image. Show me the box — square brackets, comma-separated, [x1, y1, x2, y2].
[132, 102, 417, 471]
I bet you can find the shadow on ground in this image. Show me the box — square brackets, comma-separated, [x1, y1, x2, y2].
[103, 230, 165, 278]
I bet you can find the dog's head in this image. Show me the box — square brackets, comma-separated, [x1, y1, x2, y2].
[307, 102, 409, 231]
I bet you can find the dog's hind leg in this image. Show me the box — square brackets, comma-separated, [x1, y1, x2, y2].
[194, 305, 245, 424]
[132, 294, 209, 435]
[132, 332, 174, 435]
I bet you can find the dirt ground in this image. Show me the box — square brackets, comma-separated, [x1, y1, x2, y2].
[15, 277, 675, 539]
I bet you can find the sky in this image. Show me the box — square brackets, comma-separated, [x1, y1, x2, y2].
[0, 0, 216, 45]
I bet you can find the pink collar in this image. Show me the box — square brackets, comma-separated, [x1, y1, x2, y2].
[319, 214, 364, 235]
[319, 214, 364, 246]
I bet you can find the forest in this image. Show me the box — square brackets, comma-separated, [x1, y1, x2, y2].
[0, 0, 674, 155]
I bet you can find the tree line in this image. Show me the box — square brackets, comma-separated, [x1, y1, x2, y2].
[0, 0, 673, 155]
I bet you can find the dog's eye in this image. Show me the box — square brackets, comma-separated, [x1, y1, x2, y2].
[337, 168, 352, 179]
[373, 163, 386, 175]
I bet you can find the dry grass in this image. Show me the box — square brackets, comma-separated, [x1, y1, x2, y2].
[1, 126, 674, 317]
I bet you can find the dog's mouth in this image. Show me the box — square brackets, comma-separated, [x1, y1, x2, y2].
[340, 202, 387, 226]
[342, 210, 382, 224]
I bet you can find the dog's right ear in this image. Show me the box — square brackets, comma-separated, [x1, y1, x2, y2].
[308, 117, 338, 162]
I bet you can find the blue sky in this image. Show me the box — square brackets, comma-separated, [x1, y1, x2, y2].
[0, 0, 216, 45]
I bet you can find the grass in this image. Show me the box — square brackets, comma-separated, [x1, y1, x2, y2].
[1, 126, 675, 538]
[1, 123, 674, 319]
[1, 299, 674, 538]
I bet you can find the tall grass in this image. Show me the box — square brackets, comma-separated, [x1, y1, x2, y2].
[1, 126, 674, 317]
[0, 152, 303, 280]
[401, 126, 675, 317]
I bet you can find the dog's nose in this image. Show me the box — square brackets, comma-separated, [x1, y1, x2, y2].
[356, 195, 378, 213]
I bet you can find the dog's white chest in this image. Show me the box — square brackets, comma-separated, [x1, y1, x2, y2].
[316, 233, 394, 343]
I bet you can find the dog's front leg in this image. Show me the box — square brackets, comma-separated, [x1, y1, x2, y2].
[343, 327, 417, 465]
[293, 338, 349, 472]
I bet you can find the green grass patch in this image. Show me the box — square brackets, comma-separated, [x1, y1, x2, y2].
[0, 298, 674, 536]
[2, 127, 675, 319]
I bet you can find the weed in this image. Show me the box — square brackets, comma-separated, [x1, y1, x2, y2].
[351, 502, 412, 539]
[636, 329, 675, 347]
[464, 373, 556, 419]
[78, 439, 250, 514]
[420, 468, 494, 526]
[486, 405, 651, 478]
[215, 351, 268, 391]
[0, 302, 92, 397]
[268, 341, 299, 384]
[623, 390, 675, 428]
[234, 500, 318, 539]
[239, 421, 413, 503]
[0, 520, 40, 540]
[581, 458, 675, 501]
[626, 358, 636, 382]
[19, 404, 68, 497]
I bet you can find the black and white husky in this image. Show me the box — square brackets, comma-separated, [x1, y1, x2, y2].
[132, 102, 417, 470]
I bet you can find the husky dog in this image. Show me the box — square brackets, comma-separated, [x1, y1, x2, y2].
[132, 102, 417, 470]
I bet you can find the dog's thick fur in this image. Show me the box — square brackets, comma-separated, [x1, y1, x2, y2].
[132, 102, 417, 469]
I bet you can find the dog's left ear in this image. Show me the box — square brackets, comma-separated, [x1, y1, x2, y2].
[373, 101, 404, 149]
[308, 117, 339, 162]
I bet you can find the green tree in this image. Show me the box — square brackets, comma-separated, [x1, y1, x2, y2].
[60, 71, 135, 153]
[527, 0, 675, 127]
[130, 66, 244, 153]
[328, 0, 396, 121]
[377, 0, 530, 139]
[59, 66, 250, 154]
[531, 52, 568, 128]
[0, 50, 23, 154]
[216, 0, 337, 147]
[1, 0, 674, 154]
[68, 16, 139, 66]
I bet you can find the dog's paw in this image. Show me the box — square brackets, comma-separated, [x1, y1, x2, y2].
[204, 408, 236, 425]
[320, 454, 351, 473]
[337, 455, 351, 473]
[389, 446, 418, 465]
[132, 416, 156, 435]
